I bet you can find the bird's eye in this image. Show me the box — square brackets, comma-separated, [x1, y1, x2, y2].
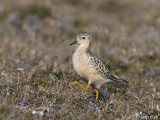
[82, 37, 85, 39]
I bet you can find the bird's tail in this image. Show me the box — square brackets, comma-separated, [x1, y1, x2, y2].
[107, 78, 129, 86]
[116, 78, 129, 86]
[106, 72, 129, 86]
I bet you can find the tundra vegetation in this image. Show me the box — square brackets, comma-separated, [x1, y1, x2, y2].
[0, 0, 160, 119]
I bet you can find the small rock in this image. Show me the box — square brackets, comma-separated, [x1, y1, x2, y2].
[17, 68, 24, 71]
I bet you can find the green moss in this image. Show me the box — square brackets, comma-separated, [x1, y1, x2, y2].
[74, 19, 88, 31]
[0, 106, 10, 114]
[52, 71, 63, 79]
[65, 71, 80, 82]
[99, 0, 129, 13]
[68, 32, 76, 38]
[0, 10, 8, 21]
[19, 4, 51, 19]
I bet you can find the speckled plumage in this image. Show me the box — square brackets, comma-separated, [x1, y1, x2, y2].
[69, 32, 128, 99]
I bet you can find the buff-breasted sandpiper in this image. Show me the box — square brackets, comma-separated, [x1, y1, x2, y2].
[69, 32, 128, 100]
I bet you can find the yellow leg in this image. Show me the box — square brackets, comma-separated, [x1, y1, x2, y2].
[94, 89, 99, 100]
[69, 81, 90, 91]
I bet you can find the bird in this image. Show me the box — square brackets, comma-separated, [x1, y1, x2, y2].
[69, 32, 128, 100]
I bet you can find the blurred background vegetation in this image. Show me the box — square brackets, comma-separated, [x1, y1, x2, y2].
[0, 0, 160, 119]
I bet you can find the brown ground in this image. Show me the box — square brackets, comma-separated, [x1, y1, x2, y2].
[0, 0, 160, 119]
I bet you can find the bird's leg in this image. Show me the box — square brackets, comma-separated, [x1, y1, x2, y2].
[69, 81, 90, 91]
[94, 89, 99, 100]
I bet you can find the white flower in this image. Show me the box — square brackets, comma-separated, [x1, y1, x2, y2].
[39, 111, 44, 116]
[32, 110, 37, 114]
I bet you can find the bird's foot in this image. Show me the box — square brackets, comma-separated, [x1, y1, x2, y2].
[69, 81, 90, 91]
[69, 81, 78, 87]
[92, 91, 104, 100]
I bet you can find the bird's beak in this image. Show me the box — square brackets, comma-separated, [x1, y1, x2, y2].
[69, 41, 77, 46]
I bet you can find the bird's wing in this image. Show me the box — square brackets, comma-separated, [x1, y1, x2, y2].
[104, 71, 128, 85]
[88, 52, 128, 85]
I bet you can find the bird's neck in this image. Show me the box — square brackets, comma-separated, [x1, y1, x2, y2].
[77, 43, 90, 53]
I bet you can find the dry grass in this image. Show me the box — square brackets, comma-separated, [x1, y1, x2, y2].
[0, 0, 160, 119]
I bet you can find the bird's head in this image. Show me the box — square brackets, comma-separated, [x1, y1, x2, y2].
[69, 32, 92, 46]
